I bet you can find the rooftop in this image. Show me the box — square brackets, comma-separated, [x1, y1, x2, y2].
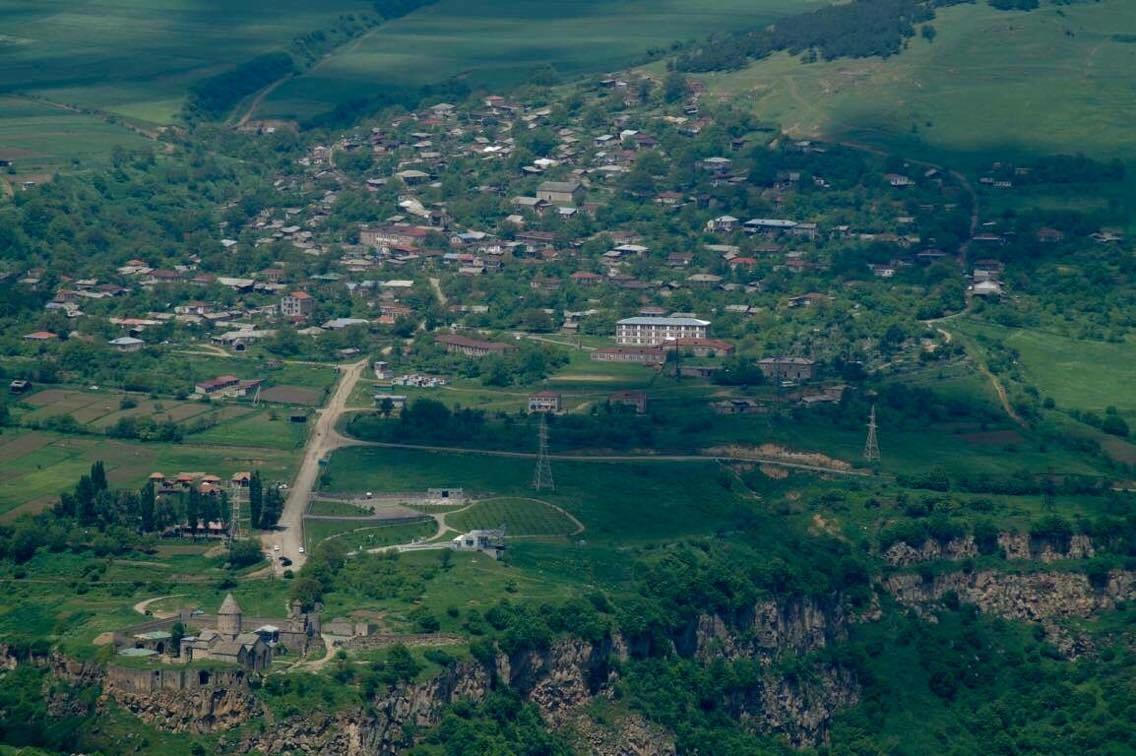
[617, 316, 710, 327]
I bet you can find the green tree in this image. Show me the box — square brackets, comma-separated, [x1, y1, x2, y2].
[289, 577, 324, 610]
[228, 538, 264, 569]
[248, 471, 263, 531]
[140, 481, 156, 532]
[664, 71, 687, 103]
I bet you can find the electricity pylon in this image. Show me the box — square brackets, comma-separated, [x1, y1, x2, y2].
[863, 404, 881, 462]
[533, 414, 555, 491]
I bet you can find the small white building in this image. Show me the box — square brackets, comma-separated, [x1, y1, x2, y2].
[972, 280, 1003, 297]
[109, 336, 145, 353]
[451, 528, 506, 557]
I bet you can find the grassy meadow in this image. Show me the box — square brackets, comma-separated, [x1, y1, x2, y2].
[954, 319, 1136, 416]
[303, 517, 435, 552]
[0, 0, 376, 175]
[693, 0, 1136, 165]
[255, 0, 824, 120]
[0, 0, 373, 120]
[0, 427, 297, 520]
[0, 95, 152, 178]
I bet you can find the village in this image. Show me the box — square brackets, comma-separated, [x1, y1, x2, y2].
[12, 69, 1109, 395]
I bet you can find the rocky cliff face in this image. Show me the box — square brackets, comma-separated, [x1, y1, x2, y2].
[235, 597, 861, 753]
[885, 569, 1134, 622]
[237, 660, 492, 754]
[997, 533, 1095, 563]
[687, 595, 848, 663]
[884, 533, 1095, 567]
[685, 597, 860, 747]
[735, 666, 861, 748]
[106, 684, 261, 734]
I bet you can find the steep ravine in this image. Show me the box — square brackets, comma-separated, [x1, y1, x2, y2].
[238, 596, 859, 753]
[6, 542, 1133, 753]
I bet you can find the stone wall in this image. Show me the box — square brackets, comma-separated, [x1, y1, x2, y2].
[106, 664, 248, 695]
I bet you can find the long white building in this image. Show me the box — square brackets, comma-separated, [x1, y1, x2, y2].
[615, 316, 710, 346]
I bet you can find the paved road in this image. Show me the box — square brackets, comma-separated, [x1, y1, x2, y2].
[265, 359, 368, 571]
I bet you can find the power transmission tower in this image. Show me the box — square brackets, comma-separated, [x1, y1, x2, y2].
[229, 484, 242, 541]
[863, 404, 881, 462]
[533, 414, 555, 491]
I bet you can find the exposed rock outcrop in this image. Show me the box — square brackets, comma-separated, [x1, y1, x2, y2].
[736, 666, 861, 748]
[238, 660, 491, 754]
[106, 684, 261, 733]
[886, 569, 1134, 621]
[998, 532, 1095, 563]
[885, 533, 1095, 567]
[237, 597, 862, 753]
[884, 536, 977, 566]
[688, 595, 848, 662]
[565, 709, 677, 755]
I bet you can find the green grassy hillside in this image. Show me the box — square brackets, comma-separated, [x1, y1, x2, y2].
[0, 0, 372, 121]
[255, 0, 823, 120]
[693, 0, 1136, 164]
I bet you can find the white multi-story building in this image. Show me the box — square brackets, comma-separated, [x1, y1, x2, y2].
[615, 316, 710, 346]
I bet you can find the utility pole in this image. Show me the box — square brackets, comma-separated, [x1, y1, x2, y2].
[532, 414, 555, 491]
[863, 404, 881, 462]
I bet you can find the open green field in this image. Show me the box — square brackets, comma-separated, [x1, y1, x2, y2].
[14, 386, 236, 428]
[447, 497, 579, 537]
[0, 0, 373, 121]
[0, 0, 375, 174]
[694, 0, 1136, 165]
[321, 446, 757, 543]
[256, 0, 823, 120]
[181, 354, 338, 395]
[10, 385, 309, 451]
[954, 319, 1136, 416]
[303, 517, 436, 552]
[0, 428, 297, 519]
[187, 408, 308, 451]
[0, 95, 151, 176]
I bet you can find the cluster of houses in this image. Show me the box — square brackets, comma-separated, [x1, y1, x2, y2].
[18, 69, 1111, 409]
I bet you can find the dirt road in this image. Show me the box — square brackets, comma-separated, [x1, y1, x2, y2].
[344, 440, 871, 477]
[267, 359, 368, 570]
[428, 277, 447, 306]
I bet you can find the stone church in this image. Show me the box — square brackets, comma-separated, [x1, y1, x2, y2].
[180, 594, 272, 672]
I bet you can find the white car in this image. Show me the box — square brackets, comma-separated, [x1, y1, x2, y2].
[273, 544, 280, 552]
[298, 546, 305, 554]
